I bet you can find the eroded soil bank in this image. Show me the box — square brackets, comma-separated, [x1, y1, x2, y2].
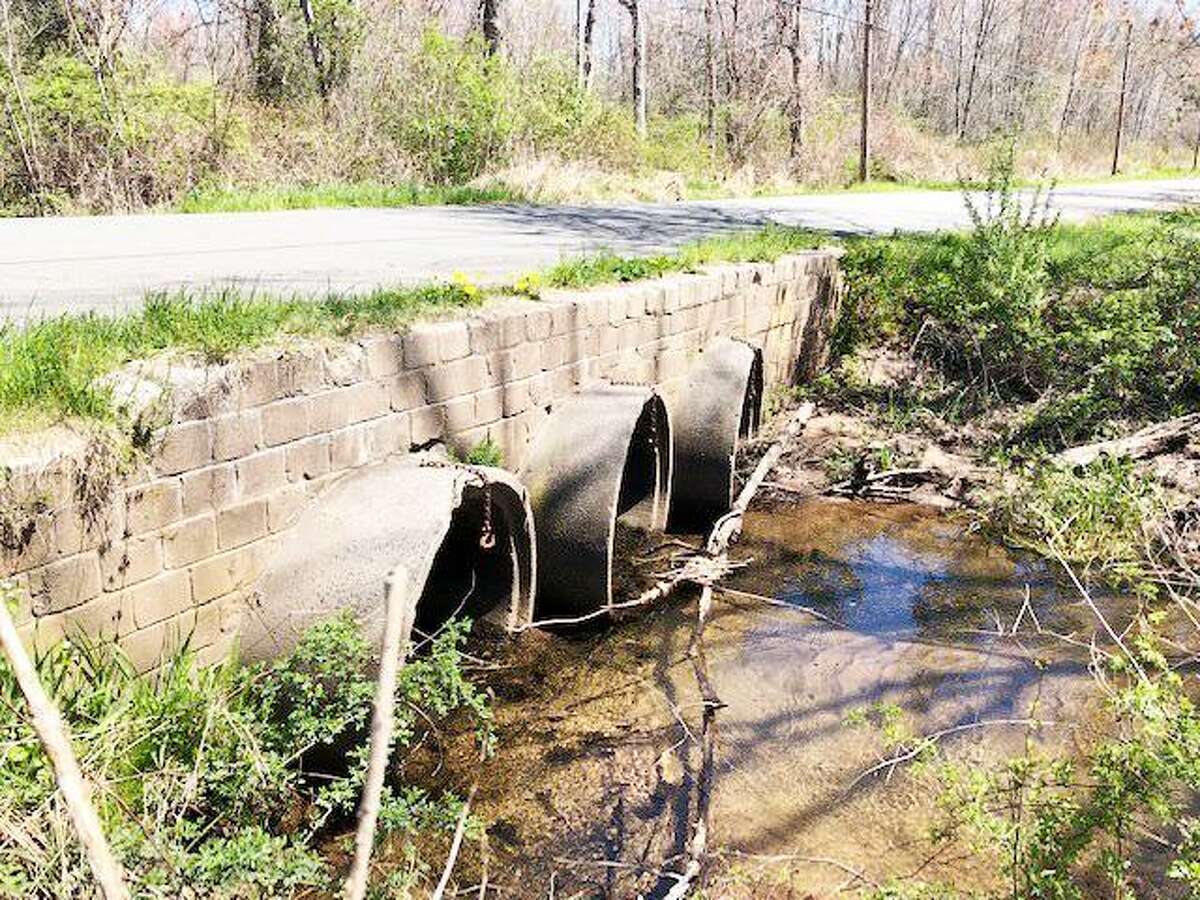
[401, 494, 1140, 898]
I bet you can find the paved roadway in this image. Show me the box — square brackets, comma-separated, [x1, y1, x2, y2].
[2, 178, 1198, 318]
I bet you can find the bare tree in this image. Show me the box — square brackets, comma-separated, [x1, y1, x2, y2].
[478, 0, 498, 55]
[617, 0, 646, 136]
[769, 1, 804, 168]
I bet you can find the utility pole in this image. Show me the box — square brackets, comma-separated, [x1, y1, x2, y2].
[576, 0, 585, 85]
[858, 0, 872, 182]
[1193, 106, 1200, 171]
[1111, 19, 1132, 176]
[704, 0, 717, 154]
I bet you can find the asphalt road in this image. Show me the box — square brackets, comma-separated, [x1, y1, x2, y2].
[3, 178, 1199, 318]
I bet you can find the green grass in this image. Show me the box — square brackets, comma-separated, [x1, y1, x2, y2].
[0, 225, 831, 432]
[175, 180, 524, 214]
[539, 225, 827, 290]
[0, 282, 484, 430]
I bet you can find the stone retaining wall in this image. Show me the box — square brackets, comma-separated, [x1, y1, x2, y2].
[0, 250, 842, 671]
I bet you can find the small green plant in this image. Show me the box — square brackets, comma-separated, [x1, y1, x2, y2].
[464, 436, 504, 468]
[0, 582, 490, 898]
[986, 456, 1159, 581]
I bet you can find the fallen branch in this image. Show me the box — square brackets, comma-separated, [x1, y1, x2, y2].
[830, 466, 933, 499]
[713, 585, 844, 627]
[846, 718, 1053, 793]
[1056, 413, 1200, 468]
[717, 849, 879, 891]
[513, 575, 685, 631]
[345, 566, 411, 900]
[662, 403, 816, 898]
[0, 584, 129, 900]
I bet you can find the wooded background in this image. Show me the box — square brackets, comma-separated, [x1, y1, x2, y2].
[2, 0, 1198, 213]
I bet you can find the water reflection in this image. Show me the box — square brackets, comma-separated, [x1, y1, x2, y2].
[729, 498, 1116, 643]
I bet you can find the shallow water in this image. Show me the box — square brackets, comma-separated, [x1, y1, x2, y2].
[422, 499, 1143, 898]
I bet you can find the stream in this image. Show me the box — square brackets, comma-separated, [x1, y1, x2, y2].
[416, 498, 1143, 898]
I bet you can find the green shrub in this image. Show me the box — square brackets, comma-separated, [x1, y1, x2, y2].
[513, 57, 639, 168]
[986, 456, 1159, 578]
[0, 54, 236, 213]
[378, 30, 514, 184]
[0, 582, 491, 897]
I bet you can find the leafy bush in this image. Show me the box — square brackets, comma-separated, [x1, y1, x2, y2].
[513, 57, 639, 169]
[986, 456, 1159, 581]
[377, 30, 514, 184]
[837, 151, 1200, 448]
[0, 584, 490, 898]
[0, 54, 237, 213]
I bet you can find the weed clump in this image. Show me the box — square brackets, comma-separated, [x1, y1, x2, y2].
[0, 588, 489, 898]
[837, 147, 1200, 449]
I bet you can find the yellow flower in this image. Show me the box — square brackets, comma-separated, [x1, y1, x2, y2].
[514, 271, 543, 299]
[450, 271, 481, 300]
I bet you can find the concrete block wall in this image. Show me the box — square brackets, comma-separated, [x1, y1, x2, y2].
[0, 250, 842, 671]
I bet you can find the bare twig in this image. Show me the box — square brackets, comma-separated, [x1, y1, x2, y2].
[0, 586, 129, 900]
[713, 585, 844, 627]
[345, 566, 411, 900]
[846, 718, 1054, 793]
[431, 783, 477, 900]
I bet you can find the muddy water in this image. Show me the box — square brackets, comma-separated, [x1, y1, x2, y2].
[427, 499, 1128, 898]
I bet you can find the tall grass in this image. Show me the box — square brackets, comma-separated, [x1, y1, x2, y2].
[175, 180, 523, 214]
[540, 225, 825, 289]
[0, 283, 482, 429]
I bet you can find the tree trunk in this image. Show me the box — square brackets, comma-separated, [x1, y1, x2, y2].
[479, 0, 500, 56]
[583, 0, 597, 87]
[786, 2, 803, 169]
[297, 0, 328, 99]
[1058, 8, 1090, 152]
[251, 0, 284, 100]
[704, 0, 717, 153]
[620, 0, 647, 136]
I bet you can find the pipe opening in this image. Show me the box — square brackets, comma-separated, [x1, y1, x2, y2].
[415, 481, 533, 639]
[616, 396, 671, 529]
[520, 384, 673, 617]
[668, 340, 764, 532]
[613, 395, 673, 601]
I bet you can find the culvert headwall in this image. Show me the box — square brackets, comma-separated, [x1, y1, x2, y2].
[0, 250, 842, 668]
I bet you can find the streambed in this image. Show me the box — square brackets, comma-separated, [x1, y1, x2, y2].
[414, 498, 1142, 898]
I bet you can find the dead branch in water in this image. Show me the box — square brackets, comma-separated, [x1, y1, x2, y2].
[713, 585, 844, 627]
[662, 403, 815, 898]
[345, 566, 410, 900]
[845, 718, 1056, 793]
[0, 586, 129, 900]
